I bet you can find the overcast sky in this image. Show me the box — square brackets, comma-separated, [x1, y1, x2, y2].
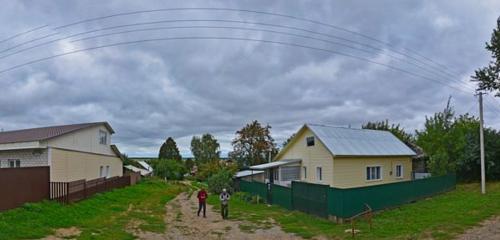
[1, 0, 499, 157]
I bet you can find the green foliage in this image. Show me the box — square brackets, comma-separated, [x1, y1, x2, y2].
[196, 160, 238, 182]
[282, 133, 296, 148]
[151, 159, 187, 180]
[158, 137, 182, 161]
[472, 18, 500, 96]
[0, 180, 184, 240]
[184, 158, 195, 172]
[190, 133, 221, 164]
[229, 120, 278, 167]
[207, 169, 235, 194]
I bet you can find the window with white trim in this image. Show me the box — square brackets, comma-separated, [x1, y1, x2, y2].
[99, 166, 104, 177]
[99, 130, 107, 145]
[8, 159, 20, 168]
[303, 166, 307, 179]
[395, 164, 403, 178]
[106, 166, 110, 178]
[316, 167, 322, 181]
[366, 166, 382, 181]
[273, 169, 279, 181]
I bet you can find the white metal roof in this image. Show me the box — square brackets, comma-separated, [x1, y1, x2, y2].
[249, 159, 301, 170]
[125, 165, 152, 176]
[235, 170, 264, 178]
[137, 161, 153, 171]
[307, 124, 416, 156]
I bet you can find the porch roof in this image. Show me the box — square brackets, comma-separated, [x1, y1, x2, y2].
[249, 159, 301, 170]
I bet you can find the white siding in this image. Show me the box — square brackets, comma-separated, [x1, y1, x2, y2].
[45, 125, 114, 155]
[0, 149, 48, 168]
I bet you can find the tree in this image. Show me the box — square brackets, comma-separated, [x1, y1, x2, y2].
[152, 159, 187, 180]
[472, 17, 500, 96]
[362, 120, 415, 147]
[415, 98, 455, 176]
[229, 120, 278, 167]
[190, 133, 221, 165]
[207, 169, 235, 194]
[158, 137, 182, 161]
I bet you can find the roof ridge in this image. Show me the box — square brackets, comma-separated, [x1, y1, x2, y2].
[306, 123, 390, 133]
[0, 122, 107, 134]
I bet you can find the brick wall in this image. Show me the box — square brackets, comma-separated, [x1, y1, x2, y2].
[0, 149, 48, 168]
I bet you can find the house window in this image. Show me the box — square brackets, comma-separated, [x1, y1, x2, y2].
[316, 167, 322, 181]
[281, 166, 300, 181]
[306, 136, 315, 147]
[8, 159, 20, 168]
[99, 166, 104, 178]
[106, 166, 110, 178]
[366, 166, 382, 181]
[303, 166, 307, 179]
[395, 164, 403, 178]
[273, 169, 280, 181]
[99, 130, 107, 145]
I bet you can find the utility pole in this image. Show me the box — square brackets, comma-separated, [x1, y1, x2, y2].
[478, 92, 486, 194]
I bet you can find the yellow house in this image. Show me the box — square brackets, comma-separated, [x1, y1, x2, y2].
[251, 124, 416, 188]
[0, 122, 123, 182]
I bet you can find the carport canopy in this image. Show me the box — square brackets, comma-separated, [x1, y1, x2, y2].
[249, 159, 301, 170]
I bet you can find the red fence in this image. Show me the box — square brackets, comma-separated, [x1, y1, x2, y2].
[0, 167, 50, 211]
[50, 175, 131, 204]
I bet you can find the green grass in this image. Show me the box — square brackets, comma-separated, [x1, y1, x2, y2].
[207, 182, 500, 239]
[0, 179, 184, 240]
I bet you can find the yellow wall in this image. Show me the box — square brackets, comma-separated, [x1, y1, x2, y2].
[332, 156, 412, 188]
[277, 128, 334, 186]
[51, 148, 123, 182]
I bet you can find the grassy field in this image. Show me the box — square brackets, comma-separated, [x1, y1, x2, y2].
[207, 182, 500, 239]
[0, 179, 184, 240]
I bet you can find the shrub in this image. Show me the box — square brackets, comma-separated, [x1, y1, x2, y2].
[207, 169, 234, 194]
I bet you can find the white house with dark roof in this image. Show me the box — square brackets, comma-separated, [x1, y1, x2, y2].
[250, 123, 416, 188]
[0, 122, 123, 182]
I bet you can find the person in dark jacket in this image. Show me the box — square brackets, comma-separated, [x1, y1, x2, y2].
[197, 188, 208, 217]
[219, 188, 231, 219]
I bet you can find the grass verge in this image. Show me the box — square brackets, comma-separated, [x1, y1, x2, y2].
[207, 182, 500, 239]
[0, 179, 184, 240]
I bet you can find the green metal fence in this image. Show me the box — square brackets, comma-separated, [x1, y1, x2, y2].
[271, 184, 293, 209]
[240, 174, 456, 219]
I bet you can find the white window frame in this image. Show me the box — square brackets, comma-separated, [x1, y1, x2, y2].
[316, 166, 322, 182]
[366, 165, 383, 181]
[273, 168, 280, 182]
[8, 159, 20, 168]
[303, 166, 307, 179]
[395, 164, 403, 179]
[106, 166, 110, 178]
[99, 166, 104, 178]
[99, 130, 107, 145]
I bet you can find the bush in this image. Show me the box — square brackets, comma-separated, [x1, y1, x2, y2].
[152, 159, 187, 180]
[207, 169, 234, 194]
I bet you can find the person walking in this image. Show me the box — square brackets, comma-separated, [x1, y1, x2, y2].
[197, 188, 208, 218]
[219, 188, 231, 219]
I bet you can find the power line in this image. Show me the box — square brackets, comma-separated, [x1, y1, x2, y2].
[49, 7, 460, 75]
[0, 24, 49, 44]
[0, 19, 474, 91]
[0, 36, 473, 96]
[0, 32, 60, 55]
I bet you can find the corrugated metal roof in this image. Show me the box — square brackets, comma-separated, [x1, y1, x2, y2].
[249, 159, 301, 170]
[307, 124, 416, 156]
[235, 170, 264, 178]
[0, 122, 114, 144]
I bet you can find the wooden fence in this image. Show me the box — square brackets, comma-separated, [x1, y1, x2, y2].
[0, 167, 50, 211]
[50, 175, 131, 204]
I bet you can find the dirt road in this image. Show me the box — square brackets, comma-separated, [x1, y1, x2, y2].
[455, 216, 500, 240]
[131, 192, 303, 240]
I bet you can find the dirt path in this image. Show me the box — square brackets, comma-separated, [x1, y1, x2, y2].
[456, 216, 500, 240]
[132, 192, 304, 240]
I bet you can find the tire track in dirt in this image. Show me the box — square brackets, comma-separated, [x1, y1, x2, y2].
[133, 192, 304, 240]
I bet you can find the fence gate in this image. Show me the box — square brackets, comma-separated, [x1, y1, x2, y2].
[292, 181, 329, 218]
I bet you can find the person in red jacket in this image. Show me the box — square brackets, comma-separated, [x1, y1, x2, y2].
[197, 188, 208, 217]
